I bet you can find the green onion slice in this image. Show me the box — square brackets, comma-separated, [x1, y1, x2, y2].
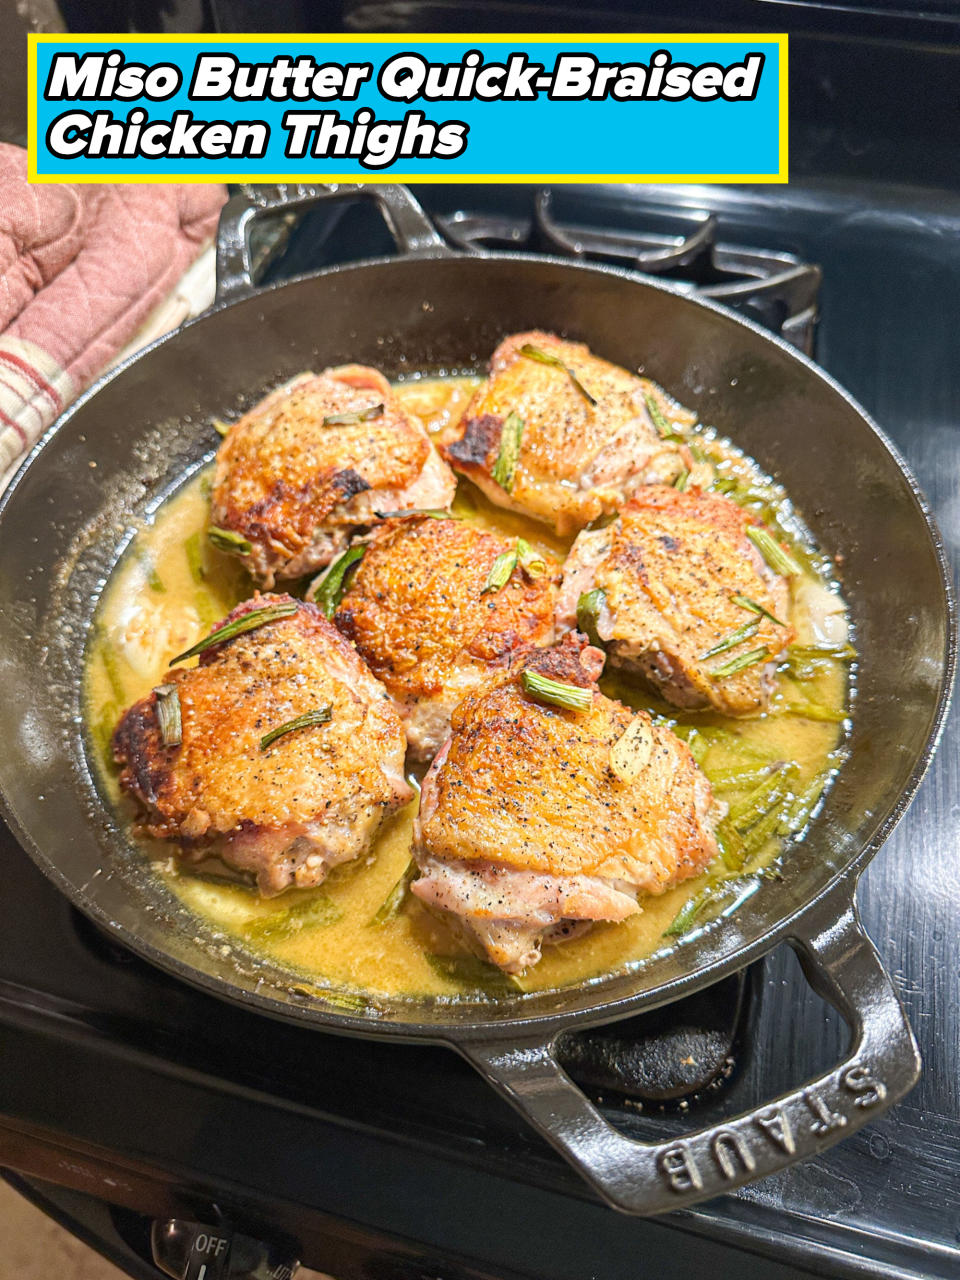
[482, 549, 518, 594]
[310, 545, 367, 618]
[576, 588, 607, 648]
[322, 403, 384, 426]
[260, 706, 332, 752]
[211, 417, 230, 437]
[786, 642, 856, 662]
[710, 646, 770, 679]
[491, 411, 524, 493]
[673, 468, 690, 491]
[700, 619, 761, 660]
[521, 669, 593, 712]
[208, 526, 252, 557]
[518, 344, 597, 406]
[373, 508, 453, 520]
[169, 601, 297, 666]
[516, 537, 546, 578]
[732, 593, 786, 627]
[746, 525, 804, 576]
[370, 861, 417, 926]
[153, 683, 182, 747]
[643, 389, 683, 441]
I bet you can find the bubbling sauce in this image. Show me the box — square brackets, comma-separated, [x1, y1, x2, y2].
[85, 375, 850, 1002]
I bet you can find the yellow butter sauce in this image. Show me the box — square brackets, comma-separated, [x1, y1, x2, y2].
[85, 375, 850, 1002]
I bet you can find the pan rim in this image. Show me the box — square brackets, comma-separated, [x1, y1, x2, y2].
[0, 249, 954, 1042]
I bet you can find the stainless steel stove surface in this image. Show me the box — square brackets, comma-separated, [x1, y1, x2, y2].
[1, 177, 957, 1280]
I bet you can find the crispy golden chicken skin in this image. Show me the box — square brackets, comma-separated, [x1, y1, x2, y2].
[112, 594, 411, 896]
[333, 516, 558, 758]
[439, 331, 686, 534]
[412, 633, 721, 972]
[211, 366, 456, 587]
[557, 486, 794, 716]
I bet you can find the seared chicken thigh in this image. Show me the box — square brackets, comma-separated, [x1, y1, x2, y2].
[212, 366, 456, 587]
[440, 332, 687, 534]
[413, 633, 721, 972]
[112, 594, 411, 895]
[557, 486, 793, 716]
[333, 515, 558, 758]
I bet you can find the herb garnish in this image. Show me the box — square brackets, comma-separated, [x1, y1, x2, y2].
[710, 646, 770, 679]
[732, 593, 786, 627]
[491, 411, 524, 492]
[310, 545, 367, 618]
[746, 526, 803, 577]
[370, 861, 417, 926]
[642, 390, 683, 441]
[260, 706, 332, 752]
[208, 526, 252, 557]
[169, 600, 297, 666]
[517, 538, 546, 578]
[482, 549, 517, 594]
[673, 468, 690, 491]
[322, 403, 384, 426]
[521, 669, 593, 712]
[518, 344, 597, 406]
[576, 588, 607, 648]
[700, 620, 760, 660]
[373, 508, 453, 520]
[153, 683, 182, 746]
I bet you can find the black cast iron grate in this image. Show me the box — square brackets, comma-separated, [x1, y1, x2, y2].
[433, 189, 822, 353]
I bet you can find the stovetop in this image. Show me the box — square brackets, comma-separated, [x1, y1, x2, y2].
[1, 177, 958, 1279]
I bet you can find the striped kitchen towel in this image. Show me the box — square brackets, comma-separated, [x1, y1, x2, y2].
[0, 144, 226, 488]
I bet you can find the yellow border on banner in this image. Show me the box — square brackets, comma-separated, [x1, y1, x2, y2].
[27, 33, 788, 184]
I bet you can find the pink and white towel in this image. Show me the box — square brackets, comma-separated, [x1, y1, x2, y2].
[0, 144, 226, 487]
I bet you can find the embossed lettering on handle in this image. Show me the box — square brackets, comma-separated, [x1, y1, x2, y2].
[456, 897, 919, 1216]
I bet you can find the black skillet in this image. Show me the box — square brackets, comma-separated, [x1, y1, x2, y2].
[0, 184, 953, 1214]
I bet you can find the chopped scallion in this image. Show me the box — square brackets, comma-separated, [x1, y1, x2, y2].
[491, 411, 524, 492]
[746, 525, 804, 576]
[153, 682, 182, 747]
[516, 537, 546, 578]
[373, 508, 453, 520]
[322, 403, 384, 426]
[700, 620, 760, 660]
[310, 545, 366, 618]
[370, 861, 417, 925]
[519, 344, 597, 406]
[732, 593, 786, 628]
[576, 588, 607, 648]
[208, 526, 252, 557]
[243, 891, 342, 941]
[482, 548, 518, 594]
[709, 646, 770, 679]
[169, 600, 297, 666]
[643, 389, 684, 441]
[260, 706, 332, 752]
[673, 468, 690, 491]
[521, 669, 593, 712]
[211, 417, 230, 437]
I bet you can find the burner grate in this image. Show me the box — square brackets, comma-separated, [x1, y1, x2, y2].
[434, 189, 822, 353]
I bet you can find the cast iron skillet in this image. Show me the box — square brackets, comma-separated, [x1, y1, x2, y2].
[0, 185, 953, 1215]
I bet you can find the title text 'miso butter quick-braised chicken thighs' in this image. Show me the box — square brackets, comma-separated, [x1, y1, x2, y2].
[558, 485, 794, 716]
[440, 331, 688, 534]
[413, 633, 722, 973]
[332, 514, 558, 758]
[211, 365, 456, 587]
[111, 595, 412, 895]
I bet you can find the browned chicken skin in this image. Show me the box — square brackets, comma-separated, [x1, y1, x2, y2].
[412, 633, 721, 972]
[334, 515, 558, 759]
[211, 366, 456, 587]
[557, 486, 794, 716]
[112, 595, 411, 895]
[440, 331, 686, 534]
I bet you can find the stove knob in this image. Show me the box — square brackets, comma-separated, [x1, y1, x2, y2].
[151, 1219, 300, 1280]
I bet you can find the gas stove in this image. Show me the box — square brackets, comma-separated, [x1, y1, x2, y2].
[3, 16, 960, 1271]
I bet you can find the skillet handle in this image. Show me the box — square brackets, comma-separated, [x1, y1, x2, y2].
[456, 898, 919, 1215]
[215, 183, 450, 305]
